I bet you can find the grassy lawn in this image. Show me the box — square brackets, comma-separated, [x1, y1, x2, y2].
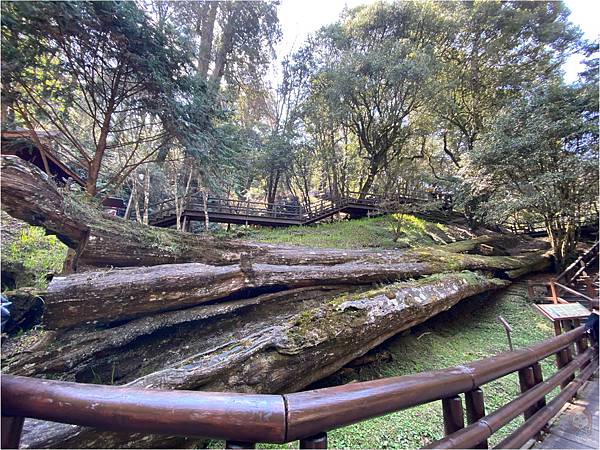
[225, 215, 439, 249]
[206, 282, 558, 449]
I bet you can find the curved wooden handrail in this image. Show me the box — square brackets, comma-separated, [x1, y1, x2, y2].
[284, 326, 585, 439]
[1, 327, 588, 447]
[1, 376, 286, 442]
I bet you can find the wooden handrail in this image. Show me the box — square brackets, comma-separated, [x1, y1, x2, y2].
[553, 281, 595, 303]
[429, 350, 597, 449]
[556, 241, 599, 285]
[1, 327, 591, 448]
[495, 357, 597, 449]
[1, 378, 286, 443]
[284, 326, 585, 440]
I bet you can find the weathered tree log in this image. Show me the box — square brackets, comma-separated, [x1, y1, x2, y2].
[1, 156, 549, 269]
[40, 243, 549, 329]
[10, 272, 507, 449]
[0, 156, 253, 267]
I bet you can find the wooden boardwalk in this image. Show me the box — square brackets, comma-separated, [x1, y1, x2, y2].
[148, 191, 436, 228]
[535, 373, 599, 449]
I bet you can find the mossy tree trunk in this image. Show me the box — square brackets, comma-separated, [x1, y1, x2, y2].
[9, 273, 508, 449]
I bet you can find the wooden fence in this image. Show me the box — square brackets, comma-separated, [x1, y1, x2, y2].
[147, 189, 449, 227]
[2, 326, 595, 449]
[528, 242, 599, 308]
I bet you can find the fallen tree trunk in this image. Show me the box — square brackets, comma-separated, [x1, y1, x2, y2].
[41, 245, 549, 329]
[10, 272, 507, 448]
[1, 157, 548, 270]
[0, 156, 253, 267]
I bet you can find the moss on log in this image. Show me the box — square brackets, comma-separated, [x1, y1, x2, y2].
[14, 272, 507, 449]
[1, 157, 550, 271]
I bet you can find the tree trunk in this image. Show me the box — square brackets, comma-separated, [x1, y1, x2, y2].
[196, 1, 218, 81]
[9, 273, 508, 449]
[123, 183, 134, 220]
[202, 188, 210, 233]
[142, 166, 150, 225]
[0, 156, 254, 266]
[1, 158, 551, 273]
[209, 4, 235, 87]
[40, 241, 549, 330]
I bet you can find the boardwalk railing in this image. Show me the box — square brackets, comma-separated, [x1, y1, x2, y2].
[528, 242, 599, 308]
[509, 215, 598, 237]
[2, 327, 595, 449]
[147, 189, 449, 227]
[555, 241, 599, 287]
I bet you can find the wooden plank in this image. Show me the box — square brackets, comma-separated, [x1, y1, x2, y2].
[538, 433, 590, 449]
[553, 429, 597, 447]
[535, 377, 599, 449]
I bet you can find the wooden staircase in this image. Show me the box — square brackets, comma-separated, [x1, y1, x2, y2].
[528, 242, 599, 309]
[148, 190, 434, 228]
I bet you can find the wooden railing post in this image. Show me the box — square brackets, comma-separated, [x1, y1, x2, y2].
[1, 416, 24, 449]
[555, 346, 574, 389]
[562, 321, 576, 386]
[517, 366, 537, 420]
[465, 389, 487, 448]
[531, 362, 547, 411]
[576, 331, 589, 355]
[300, 432, 328, 449]
[442, 395, 464, 435]
[549, 282, 559, 304]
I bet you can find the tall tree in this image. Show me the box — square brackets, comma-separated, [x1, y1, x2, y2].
[296, 1, 444, 197]
[432, 0, 581, 165]
[1, 1, 217, 197]
[461, 79, 598, 266]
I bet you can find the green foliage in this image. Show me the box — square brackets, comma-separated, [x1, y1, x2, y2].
[298, 1, 443, 195]
[461, 79, 599, 264]
[1, 1, 225, 195]
[432, 0, 581, 159]
[3, 226, 67, 289]
[387, 213, 430, 247]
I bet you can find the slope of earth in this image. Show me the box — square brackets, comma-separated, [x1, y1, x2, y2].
[226, 214, 476, 249]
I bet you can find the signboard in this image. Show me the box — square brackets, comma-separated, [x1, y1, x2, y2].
[534, 302, 591, 322]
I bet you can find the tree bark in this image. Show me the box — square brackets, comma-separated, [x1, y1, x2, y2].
[1, 157, 550, 271]
[209, 4, 235, 87]
[41, 243, 549, 329]
[196, 1, 218, 81]
[10, 273, 508, 449]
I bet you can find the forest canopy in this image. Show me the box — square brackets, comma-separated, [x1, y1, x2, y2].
[1, 0, 598, 264]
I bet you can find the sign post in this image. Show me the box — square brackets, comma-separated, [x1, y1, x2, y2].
[534, 302, 591, 336]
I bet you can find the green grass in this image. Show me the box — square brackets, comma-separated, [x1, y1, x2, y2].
[314, 282, 558, 449]
[2, 225, 67, 289]
[206, 282, 557, 449]
[227, 215, 436, 249]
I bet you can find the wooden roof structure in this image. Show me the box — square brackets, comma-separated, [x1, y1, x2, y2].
[1, 130, 86, 187]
